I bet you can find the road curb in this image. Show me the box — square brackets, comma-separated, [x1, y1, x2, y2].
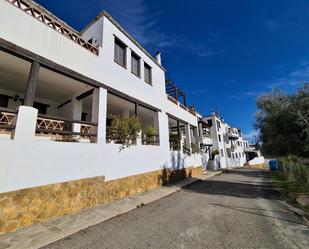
[0, 171, 222, 249]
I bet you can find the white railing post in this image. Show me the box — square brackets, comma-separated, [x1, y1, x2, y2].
[13, 106, 38, 141]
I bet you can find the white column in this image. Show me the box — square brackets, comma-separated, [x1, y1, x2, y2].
[71, 98, 83, 133]
[158, 111, 169, 152]
[126, 48, 131, 72]
[185, 124, 191, 152]
[13, 106, 38, 142]
[92, 87, 107, 144]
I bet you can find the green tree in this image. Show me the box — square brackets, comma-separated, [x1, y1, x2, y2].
[254, 83, 309, 157]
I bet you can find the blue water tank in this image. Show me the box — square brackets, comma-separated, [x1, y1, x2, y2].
[269, 159, 278, 170]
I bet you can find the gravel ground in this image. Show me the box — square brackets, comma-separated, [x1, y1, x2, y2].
[42, 169, 309, 249]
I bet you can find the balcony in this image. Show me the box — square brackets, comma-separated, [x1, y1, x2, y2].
[199, 135, 213, 146]
[0, 109, 16, 139]
[227, 128, 239, 139]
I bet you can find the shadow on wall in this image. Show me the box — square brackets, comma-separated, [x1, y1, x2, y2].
[170, 151, 186, 170]
[157, 167, 192, 186]
[202, 154, 210, 170]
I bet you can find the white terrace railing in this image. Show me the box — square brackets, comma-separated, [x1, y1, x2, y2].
[36, 115, 98, 142]
[0, 109, 16, 135]
[7, 0, 99, 55]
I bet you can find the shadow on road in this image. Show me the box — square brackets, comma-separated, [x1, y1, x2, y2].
[208, 203, 304, 225]
[183, 169, 281, 200]
[184, 179, 281, 200]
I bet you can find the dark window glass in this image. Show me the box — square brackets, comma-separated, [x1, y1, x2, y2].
[207, 119, 213, 126]
[144, 63, 152, 85]
[216, 120, 221, 131]
[33, 102, 49, 114]
[218, 134, 221, 142]
[114, 38, 127, 67]
[0, 94, 10, 108]
[226, 148, 231, 158]
[220, 149, 224, 157]
[81, 112, 87, 121]
[131, 52, 140, 77]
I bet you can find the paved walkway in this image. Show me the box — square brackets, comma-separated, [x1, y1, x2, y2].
[41, 169, 309, 249]
[0, 171, 221, 249]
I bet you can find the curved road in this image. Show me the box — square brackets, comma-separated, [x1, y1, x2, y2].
[43, 169, 309, 249]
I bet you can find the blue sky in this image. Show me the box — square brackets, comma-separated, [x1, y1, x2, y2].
[36, 0, 309, 142]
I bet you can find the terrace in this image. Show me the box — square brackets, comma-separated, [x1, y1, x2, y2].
[106, 93, 160, 146]
[165, 80, 196, 116]
[0, 50, 99, 142]
[168, 116, 192, 155]
[6, 0, 99, 55]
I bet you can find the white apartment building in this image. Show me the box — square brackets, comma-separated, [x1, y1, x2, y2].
[0, 0, 208, 234]
[203, 113, 249, 169]
[0, 0, 254, 234]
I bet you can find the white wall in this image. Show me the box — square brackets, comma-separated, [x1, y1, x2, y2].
[0, 2, 203, 193]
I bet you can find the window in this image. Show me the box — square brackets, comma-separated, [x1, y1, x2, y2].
[0, 94, 11, 108]
[218, 134, 221, 142]
[226, 148, 231, 158]
[33, 102, 49, 114]
[114, 38, 127, 67]
[232, 153, 234, 159]
[131, 52, 140, 77]
[236, 153, 238, 159]
[220, 149, 224, 157]
[216, 120, 221, 131]
[207, 119, 213, 126]
[144, 63, 152, 85]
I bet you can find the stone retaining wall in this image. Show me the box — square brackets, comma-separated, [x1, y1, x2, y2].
[0, 166, 202, 234]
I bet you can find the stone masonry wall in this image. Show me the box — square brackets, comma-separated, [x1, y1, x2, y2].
[0, 166, 202, 234]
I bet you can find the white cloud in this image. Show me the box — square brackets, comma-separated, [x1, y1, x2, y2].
[103, 0, 172, 48]
[228, 91, 258, 100]
[102, 0, 222, 59]
[190, 45, 224, 58]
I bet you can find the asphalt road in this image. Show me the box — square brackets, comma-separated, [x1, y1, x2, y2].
[42, 169, 309, 249]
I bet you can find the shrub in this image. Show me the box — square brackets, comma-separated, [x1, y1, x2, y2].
[191, 142, 200, 154]
[278, 156, 309, 194]
[111, 116, 142, 151]
[143, 125, 159, 145]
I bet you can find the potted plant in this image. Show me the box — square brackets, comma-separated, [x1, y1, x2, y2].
[111, 116, 142, 151]
[143, 125, 158, 145]
[169, 133, 180, 150]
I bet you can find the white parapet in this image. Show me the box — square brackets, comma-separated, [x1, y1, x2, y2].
[13, 106, 38, 142]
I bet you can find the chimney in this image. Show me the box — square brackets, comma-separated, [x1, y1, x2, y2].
[156, 51, 161, 65]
